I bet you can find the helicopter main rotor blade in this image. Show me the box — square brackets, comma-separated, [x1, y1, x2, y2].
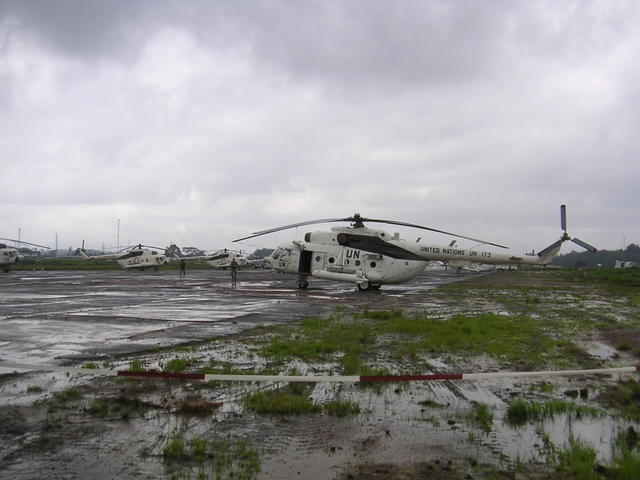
[537, 238, 565, 258]
[560, 205, 567, 232]
[233, 218, 349, 242]
[139, 244, 167, 251]
[360, 218, 509, 249]
[234, 215, 508, 249]
[0, 238, 50, 249]
[571, 237, 597, 253]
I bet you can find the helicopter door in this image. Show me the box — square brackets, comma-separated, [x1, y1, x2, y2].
[299, 251, 313, 274]
[363, 254, 384, 281]
[311, 252, 326, 272]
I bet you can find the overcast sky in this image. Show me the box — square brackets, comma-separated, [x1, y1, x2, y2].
[1, 0, 638, 254]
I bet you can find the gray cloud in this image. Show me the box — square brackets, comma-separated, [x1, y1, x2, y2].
[1, 0, 639, 253]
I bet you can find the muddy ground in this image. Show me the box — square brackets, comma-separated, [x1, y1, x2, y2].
[1, 267, 639, 479]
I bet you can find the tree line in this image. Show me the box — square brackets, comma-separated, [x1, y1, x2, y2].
[551, 244, 640, 268]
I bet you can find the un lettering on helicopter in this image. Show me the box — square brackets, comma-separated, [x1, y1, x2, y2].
[233, 206, 596, 291]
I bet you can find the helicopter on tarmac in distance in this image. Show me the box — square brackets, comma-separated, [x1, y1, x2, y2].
[233, 205, 596, 291]
[1, 238, 51, 272]
[77, 243, 169, 271]
[173, 248, 250, 269]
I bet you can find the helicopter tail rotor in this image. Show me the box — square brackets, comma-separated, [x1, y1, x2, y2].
[538, 205, 596, 259]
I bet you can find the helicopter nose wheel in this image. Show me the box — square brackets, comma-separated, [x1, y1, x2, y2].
[357, 281, 370, 291]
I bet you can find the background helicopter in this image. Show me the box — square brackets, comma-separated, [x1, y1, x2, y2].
[174, 248, 249, 269]
[78, 243, 169, 271]
[1, 238, 50, 272]
[233, 205, 596, 290]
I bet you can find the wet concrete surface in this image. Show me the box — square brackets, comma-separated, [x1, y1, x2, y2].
[0, 268, 468, 366]
[1, 268, 638, 479]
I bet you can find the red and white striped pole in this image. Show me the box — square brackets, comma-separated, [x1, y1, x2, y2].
[1, 361, 638, 383]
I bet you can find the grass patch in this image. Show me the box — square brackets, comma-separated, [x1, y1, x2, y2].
[37, 387, 84, 412]
[555, 438, 600, 480]
[567, 267, 640, 288]
[469, 403, 493, 433]
[86, 395, 152, 419]
[26, 385, 44, 394]
[257, 310, 593, 374]
[506, 398, 601, 426]
[598, 378, 640, 420]
[163, 433, 187, 460]
[129, 359, 145, 372]
[324, 399, 360, 417]
[163, 432, 260, 479]
[164, 357, 197, 373]
[530, 381, 555, 393]
[243, 390, 320, 415]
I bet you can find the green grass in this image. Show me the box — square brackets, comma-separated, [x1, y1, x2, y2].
[86, 396, 151, 419]
[163, 432, 260, 480]
[555, 438, 600, 480]
[258, 310, 594, 374]
[506, 398, 601, 426]
[469, 403, 493, 433]
[37, 387, 83, 412]
[598, 379, 640, 420]
[164, 357, 196, 373]
[243, 390, 321, 415]
[559, 267, 640, 289]
[324, 399, 360, 417]
[129, 359, 145, 372]
[163, 433, 186, 459]
[608, 449, 640, 480]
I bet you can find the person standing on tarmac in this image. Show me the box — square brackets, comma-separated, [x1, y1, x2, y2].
[179, 258, 186, 277]
[230, 257, 238, 284]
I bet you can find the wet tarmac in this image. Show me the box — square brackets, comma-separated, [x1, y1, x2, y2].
[1, 268, 638, 479]
[0, 268, 469, 367]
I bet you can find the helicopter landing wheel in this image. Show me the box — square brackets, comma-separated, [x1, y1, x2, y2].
[298, 281, 309, 289]
[357, 281, 370, 291]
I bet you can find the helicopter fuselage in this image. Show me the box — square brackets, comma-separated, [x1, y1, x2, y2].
[80, 246, 168, 270]
[268, 226, 557, 289]
[0, 245, 21, 272]
[116, 249, 168, 270]
[206, 252, 248, 269]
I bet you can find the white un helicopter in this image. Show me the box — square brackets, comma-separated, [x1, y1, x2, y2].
[1, 238, 50, 272]
[233, 205, 596, 290]
[78, 243, 169, 271]
[175, 248, 249, 269]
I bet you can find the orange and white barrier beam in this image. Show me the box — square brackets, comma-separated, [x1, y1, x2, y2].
[1, 361, 638, 383]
